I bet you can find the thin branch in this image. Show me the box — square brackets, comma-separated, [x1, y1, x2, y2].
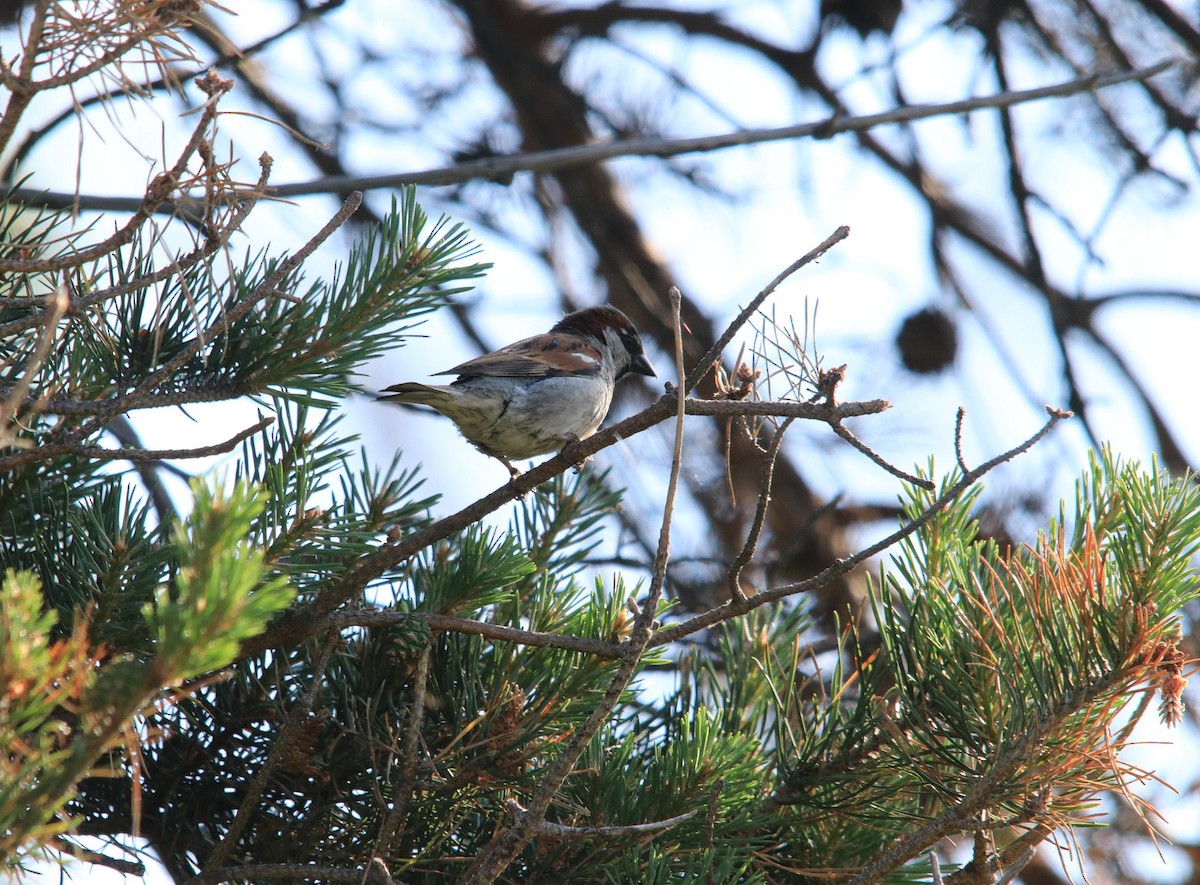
[187, 863, 377, 884]
[3, 62, 1174, 210]
[0, 144, 272, 342]
[3, 0, 346, 174]
[649, 407, 1072, 649]
[62, 415, 273, 462]
[329, 610, 622, 659]
[0, 284, 67, 444]
[830, 420, 934, 489]
[48, 838, 146, 877]
[0, 72, 233, 275]
[504, 798, 697, 838]
[686, 226, 851, 393]
[954, 407, 969, 474]
[1082, 319, 1193, 475]
[26, 30, 149, 93]
[0, 1, 50, 154]
[679, 397, 889, 419]
[727, 416, 794, 601]
[1088, 287, 1200, 307]
[995, 848, 1036, 885]
[104, 415, 181, 525]
[705, 780, 723, 849]
[372, 644, 431, 857]
[5, 383, 262, 417]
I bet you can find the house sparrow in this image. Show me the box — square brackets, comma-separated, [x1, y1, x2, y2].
[378, 305, 655, 477]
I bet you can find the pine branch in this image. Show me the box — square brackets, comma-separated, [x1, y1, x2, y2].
[844, 663, 1130, 885]
[504, 798, 697, 838]
[62, 415, 273, 462]
[0, 131, 271, 340]
[329, 609, 622, 659]
[0, 188, 362, 473]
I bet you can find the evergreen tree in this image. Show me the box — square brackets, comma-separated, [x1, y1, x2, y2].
[1, 5, 1197, 884]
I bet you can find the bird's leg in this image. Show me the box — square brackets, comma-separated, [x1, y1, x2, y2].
[474, 441, 521, 479]
[558, 433, 593, 474]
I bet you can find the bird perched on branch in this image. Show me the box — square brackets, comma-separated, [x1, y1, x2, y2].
[378, 305, 655, 477]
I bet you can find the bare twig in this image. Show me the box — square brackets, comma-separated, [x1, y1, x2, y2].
[0, 2, 51, 154]
[686, 226, 850, 393]
[0, 284, 67, 444]
[62, 415, 273, 462]
[187, 863, 381, 884]
[5, 383, 262, 417]
[0, 146, 272, 342]
[727, 417, 795, 601]
[4, 0, 345, 175]
[328, 609, 622, 659]
[678, 398, 888, 419]
[103, 415, 184, 525]
[48, 838, 146, 877]
[830, 421, 934, 489]
[994, 846, 1037, 885]
[0, 72, 233, 276]
[954, 407, 969, 474]
[504, 798, 697, 838]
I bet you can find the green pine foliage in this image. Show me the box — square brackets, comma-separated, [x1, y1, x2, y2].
[0, 479, 293, 870]
[1, 158, 488, 869]
[757, 452, 1200, 882]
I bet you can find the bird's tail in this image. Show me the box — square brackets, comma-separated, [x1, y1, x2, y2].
[376, 382, 453, 405]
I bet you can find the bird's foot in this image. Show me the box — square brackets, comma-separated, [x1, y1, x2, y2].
[559, 433, 592, 473]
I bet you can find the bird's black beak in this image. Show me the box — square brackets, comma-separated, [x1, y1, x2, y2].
[630, 353, 655, 377]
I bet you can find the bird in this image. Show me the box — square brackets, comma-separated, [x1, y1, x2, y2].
[378, 305, 655, 477]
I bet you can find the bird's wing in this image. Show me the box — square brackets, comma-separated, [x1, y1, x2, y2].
[435, 334, 603, 378]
